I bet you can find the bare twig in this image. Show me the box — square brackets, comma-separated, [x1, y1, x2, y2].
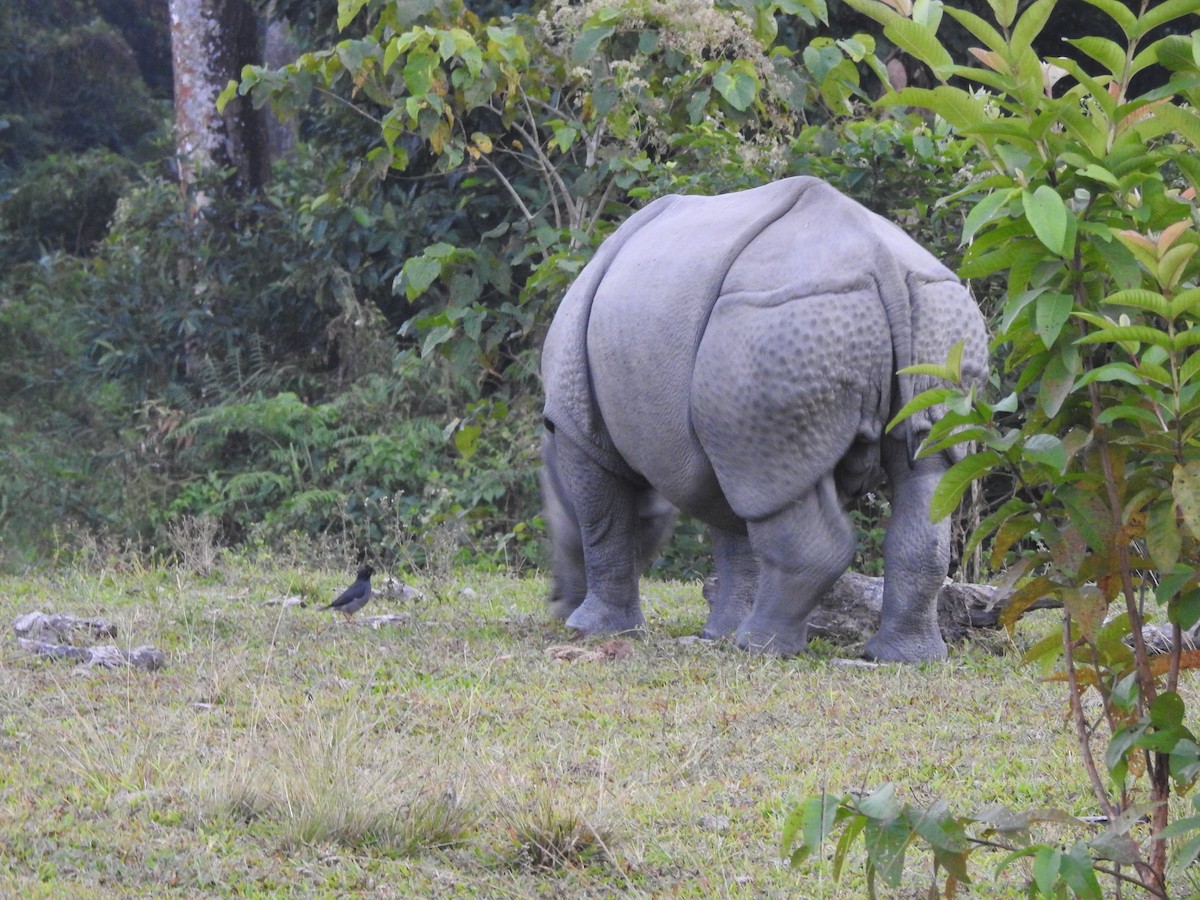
[1063, 616, 1118, 821]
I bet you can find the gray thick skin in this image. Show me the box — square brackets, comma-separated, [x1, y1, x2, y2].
[540, 177, 988, 662]
[541, 432, 677, 623]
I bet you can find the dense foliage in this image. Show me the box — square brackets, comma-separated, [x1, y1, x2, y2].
[782, 0, 1200, 895]
[0, 0, 971, 570]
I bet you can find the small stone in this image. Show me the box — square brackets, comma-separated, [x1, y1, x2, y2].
[831, 658, 882, 669]
[264, 595, 305, 608]
[699, 814, 731, 832]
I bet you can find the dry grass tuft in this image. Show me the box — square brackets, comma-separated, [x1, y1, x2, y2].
[504, 789, 615, 870]
[164, 515, 222, 576]
[197, 707, 475, 854]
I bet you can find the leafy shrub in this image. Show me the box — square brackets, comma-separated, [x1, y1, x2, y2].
[0, 149, 136, 263]
[786, 0, 1200, 894]
[0, 10, 167, 170]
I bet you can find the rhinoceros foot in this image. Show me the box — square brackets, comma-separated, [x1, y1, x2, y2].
[564, 596, 646, 636]
[862, 627, 948, 663]
[700, 604, 748, 642]
[546, 596, 582, 622]
[733, 619, 809, 658]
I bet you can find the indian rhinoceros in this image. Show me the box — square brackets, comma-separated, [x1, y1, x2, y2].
[540, 176, 988, 662]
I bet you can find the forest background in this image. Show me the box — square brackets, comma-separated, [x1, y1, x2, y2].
[0, 0, 1131, 574]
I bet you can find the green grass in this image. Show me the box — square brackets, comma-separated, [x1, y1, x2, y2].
[0, 553, 1187, 897]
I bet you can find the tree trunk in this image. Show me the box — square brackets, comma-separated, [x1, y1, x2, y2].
[169, 0, 270, 198]
[262, 17, 299, 162]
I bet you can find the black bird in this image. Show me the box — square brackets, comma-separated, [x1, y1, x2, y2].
[323, 565, 375, 622]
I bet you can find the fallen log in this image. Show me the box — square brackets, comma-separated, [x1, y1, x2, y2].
[16, 638, 166, 671]
[702, 571, 1061, 647]
[13, 611, 117, 642]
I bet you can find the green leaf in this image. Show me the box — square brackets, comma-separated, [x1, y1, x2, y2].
[943, 6, 1007, 54]
[1102, 288, 1170, 317]
[454, 423, 481, 459]
[1035, 292, 1073, 349]
[1163, 811, 1200, 843]
[880, 86, 988, 131]
[1176, 328, 1200, 351]
[1156, 102, 1200, 151]
[1157, 563, 1197, 606]
[403, 48, 437, 97]
[550, 125, 578, 151]
[832, 814, 867, 881]
[1061, 841, 1104, 898]
[1132, 0, 1200, 39]
[1149, 33, 1200, 73]
[572, 23, 615, 64]
[886, 388, 956, 434]
[1174, 461, 1200, 540]
[796, 794, 842, 862]
[1081, 0, 1137, 36]
[1171, 286, 1200, 319]
[420, 324, 453, 356]
[1022, 433, 1067, 473]
[400, 255, 442, 301]
[1076, 163, 1120, 188]
[1151, 691, 1186, 729]
[712, 61, 759, 112]
[1065, 36, 1127, 78]
[1076, 325, 1174, 349]
[215, 79, 240, 114]
[1147, 498, 1182, 571]
[780, 802, 806, 858]
[1097, 403, 1161, 427]
[1074, 362, 1144, 388]
[989, 0, 1019, 28]
[912, 0, 943, 30]
[864, 816, 911, 887]
[1022, 186, 1072, 257]
[858, 783, 900, 820]
[883, 19, 955, 79]
[337, 0, 370, 31]
[930, 451, 1002, 522]
[962, 188, 1016, 244]
[1038, 348, 1077, 418]
[1032, 846, 1064, 896]
[337, 38, 378, 75]
[1170, 741, 1200, 786]
[907, 800, 971, 853]
[1012, 0, 1056, 50]
[804, 39, 844, 83]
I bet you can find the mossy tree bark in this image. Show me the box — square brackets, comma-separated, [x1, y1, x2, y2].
[169, 0, 270, 201]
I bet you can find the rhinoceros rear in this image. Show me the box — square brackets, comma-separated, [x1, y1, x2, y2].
[540, 176, 987, 661]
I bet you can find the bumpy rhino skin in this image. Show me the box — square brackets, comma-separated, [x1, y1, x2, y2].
[541, 177, 988, 662]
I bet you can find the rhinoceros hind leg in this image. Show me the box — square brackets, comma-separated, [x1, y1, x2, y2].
[702, 527, 757, 639]
[863, 445, 950, 662]
[735, 477, 854, 656]
[541, 434, 587, 619]
[552, 437, 647, 636]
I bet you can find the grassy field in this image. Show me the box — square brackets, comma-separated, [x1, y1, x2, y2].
[0, 550, 1184, 897]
